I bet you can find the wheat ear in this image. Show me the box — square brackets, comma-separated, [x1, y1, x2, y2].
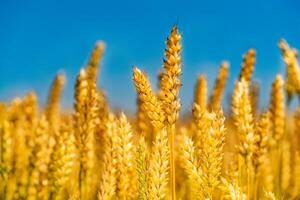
[115, 113, 135, 199]
[73, 68, 98, 199]
[147, 128, 169, 200]
[232, 79, 255, 161]
[232, 79, 256, 198]
[133, 67, 165, 130]
[158, 26, 182, 200]
[98, 114, 117, 200]
[278, 39, 300, 104]
[270, 75, 285, 144]
[180, 134, 203, 199]
[239, 48, 256, 83]
[194, 74, 207, 111]
[86, 41, 105, 83]
[45, 73, 65, 131]
[208, 61, 229, 111]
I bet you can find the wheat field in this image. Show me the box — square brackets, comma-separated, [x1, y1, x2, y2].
[0, 26, 300, 200]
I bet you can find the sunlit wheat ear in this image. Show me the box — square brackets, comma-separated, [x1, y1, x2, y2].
[264, 191, 277, 200]
[202, 110, 226, 198]
[231, 79, 255, 161]
[84, 41, 107, 167]
[135, 69, 155, 140]
[49, 119, 75, 199]
[17, 92, 38, 199]
[253, 111, 270, 175]
[239, 48, 256, 83]
[231, 79, 256, 198]
[190, 107, 226, 199]
[45, 73, 65, 131]
[269, 75, 285, 145]
[147, 128, 169, 200]
[194, 74, 207, 111]
[180, 134, 203, 199]
[192, 103, 209, 156]
[133, 66, 165, 130]
[86, 41, 105, 83]
[8, 96, 35, 199]
[136, 97, 152, 137]
[261, 156, 274, 192]
[27, 115, 51, 200]
[95, 88, 110, 164]
[159, 25, 182, 200]
[278, 39, 300, 104]
[98, 113, 117, 200]
[252, 111, 270, 198]
[158, 26, 182, 125]
[115, 113, 135, 199]
[208, 61, 229, 111]
[73, 68, 98, 199]
[220, 178, 247, 200]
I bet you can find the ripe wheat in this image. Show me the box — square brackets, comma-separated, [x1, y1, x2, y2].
[1, 26, 300, 200]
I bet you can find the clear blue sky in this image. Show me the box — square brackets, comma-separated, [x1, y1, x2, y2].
[0, 0, 299, 112]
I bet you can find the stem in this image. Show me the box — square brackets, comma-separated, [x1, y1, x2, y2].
[247, 167, 250, 199]
[78, 161, 83, 199]
[277, 143, 283, 198]
[168, 125, 176, 200]
[253, 176, 259, 200]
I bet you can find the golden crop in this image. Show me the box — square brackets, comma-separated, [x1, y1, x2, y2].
[0, 26, 300, 200]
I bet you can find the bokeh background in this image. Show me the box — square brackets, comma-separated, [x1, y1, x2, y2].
[0, 0, 300, 112]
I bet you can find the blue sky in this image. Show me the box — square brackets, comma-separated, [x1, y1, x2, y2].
[0, 0, 300, 112]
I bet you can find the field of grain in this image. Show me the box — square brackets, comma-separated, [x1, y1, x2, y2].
[0, 26, 300, 200]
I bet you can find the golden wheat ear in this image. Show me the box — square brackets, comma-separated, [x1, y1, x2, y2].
[239, 48, 256, 84]
[232, 79, 255, 160]
[86, 41, 105, 83]
[158, 25, 182, 200]
[269, 75, 285, 144]
[45, 73, 65, 131]
[180, 134, 203, 198]
[158, 25, 182, 125]
[114, 113, 135, 199]
[73, 68, 99, 199]
[132, 66, 165, 130]
[98, 113, 117, 200]
[194, 74, 207, 111]
[208, 61, 229, 111]
[278, 39, 300, 105]
[147, 128, 170, 200]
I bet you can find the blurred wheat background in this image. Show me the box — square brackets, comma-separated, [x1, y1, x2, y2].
[1, 0, 300, 200]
